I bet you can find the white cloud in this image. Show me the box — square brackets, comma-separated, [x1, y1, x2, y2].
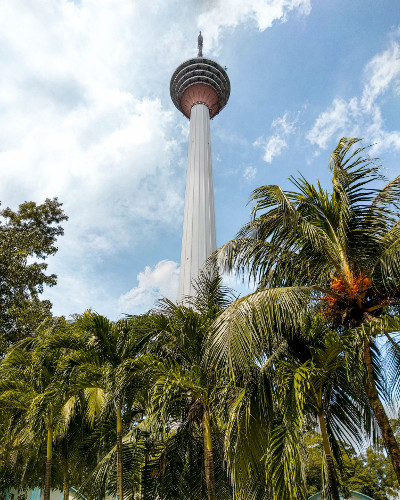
[253, 111, 298, 163]
[0, 1, 191, 319]
[0, 2, 186, 238]
[366, 107, 400, 154]
[0, 0, 313, 317]
[118, 260, 180, 313]
[361, 41, 400, 111]
[306, 98, 351, 149]
[243, 165, 257, 181]
[198, 0, 311, 49]
[307, 39, 400, 153]
[272, 112, 298, 135]
[255, 135, 288, 163]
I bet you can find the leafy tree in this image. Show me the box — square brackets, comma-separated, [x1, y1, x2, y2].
[212, 138, 400, 481]
[0, 198, 67, 353]
[305, 431, 399, 500]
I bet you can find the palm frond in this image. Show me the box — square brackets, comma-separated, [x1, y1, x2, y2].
[208, 287, 312, 373]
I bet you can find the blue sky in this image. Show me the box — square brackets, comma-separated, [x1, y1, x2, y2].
[0, 0, 399, 319]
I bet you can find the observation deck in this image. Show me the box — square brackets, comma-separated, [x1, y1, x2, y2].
[170, 57, 230, 119]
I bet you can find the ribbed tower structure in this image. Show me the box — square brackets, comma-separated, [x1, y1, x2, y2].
[170, 33, 230, 300]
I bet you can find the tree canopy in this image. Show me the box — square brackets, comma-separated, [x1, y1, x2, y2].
[0, 198, 67, 353]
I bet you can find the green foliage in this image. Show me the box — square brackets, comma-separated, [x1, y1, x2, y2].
[3, 140, 400, 499]
[305, 431, 399, 500]
[215, 137, 400, 328]
[0, 198, 67, 353]
[0, 317, 80, 495]
[210, 137, 400, 493]
[47, 312, 153, 499]
[144, 269, 236, 499]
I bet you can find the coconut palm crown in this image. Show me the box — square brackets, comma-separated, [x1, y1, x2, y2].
[212, 138, 400, 481]
[217, 138, 400, 323]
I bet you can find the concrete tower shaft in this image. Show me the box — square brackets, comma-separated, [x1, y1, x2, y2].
[170, 38, 230, 300]
[178, 103, 216, 299]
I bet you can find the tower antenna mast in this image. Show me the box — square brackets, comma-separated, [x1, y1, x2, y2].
[197, 31, 203, 57]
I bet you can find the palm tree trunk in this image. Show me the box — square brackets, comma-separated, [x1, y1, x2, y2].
[142, 434, 149, 500]
[43, 410, 53, 500]
[116, 403, 123, 500]
[40, 457, 46, 495]
[62, 465, 69, 500]
[202, 409, 216, 500]
[61, 441, 69, 500]
[363, 339, 400, 483]
[318, 411, 340, 500]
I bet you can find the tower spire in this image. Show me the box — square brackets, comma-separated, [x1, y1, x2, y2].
[197, 31, 203, 57]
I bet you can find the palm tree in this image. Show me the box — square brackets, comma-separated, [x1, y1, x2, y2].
[51, 311, 151, 500]
[222, 360, 282, 499]
[0, 381, 44, 495]
[0, 319, 78, 500]
[274, 316, 372, 500]
[211, 138, 400, 480]
[147, 270, 235, 500]
[217, 311, 372, 500]
[50, 394, 93, 500]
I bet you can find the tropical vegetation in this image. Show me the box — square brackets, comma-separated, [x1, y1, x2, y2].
[1, 139, 400, 500]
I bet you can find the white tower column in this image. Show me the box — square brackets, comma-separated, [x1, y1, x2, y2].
[178, 103, 216, 300]
[170, 37, 230, 302]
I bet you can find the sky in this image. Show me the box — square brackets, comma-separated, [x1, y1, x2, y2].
[0, 0, 399, 319]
